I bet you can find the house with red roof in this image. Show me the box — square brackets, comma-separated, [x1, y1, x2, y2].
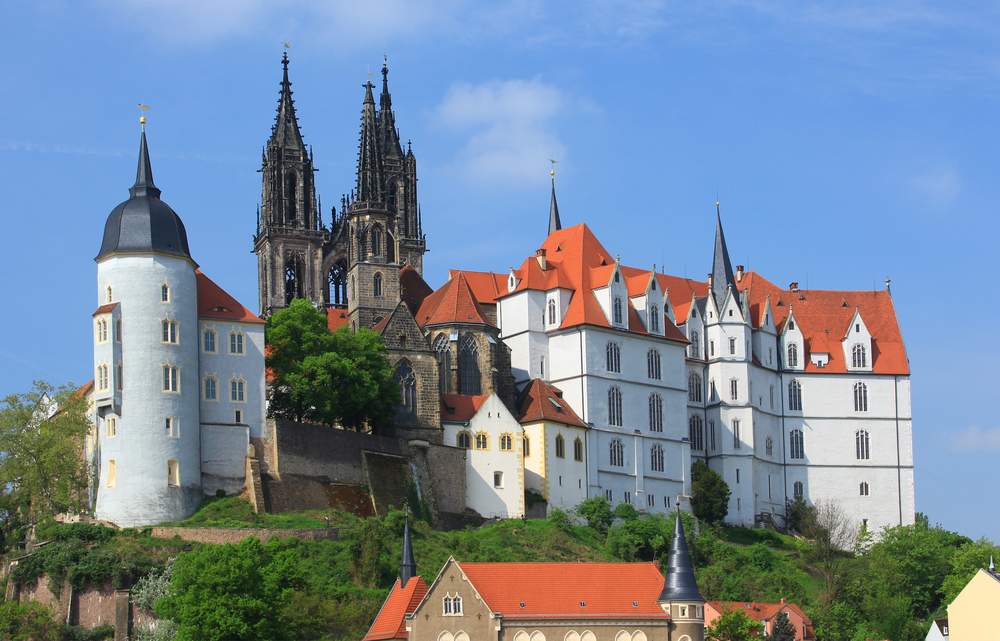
[705, 600, 814, 640]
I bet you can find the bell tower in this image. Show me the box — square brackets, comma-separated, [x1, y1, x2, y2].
[253, 52, 324, 315]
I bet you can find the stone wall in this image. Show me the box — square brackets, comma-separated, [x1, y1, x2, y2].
[149, 526, 339, 544]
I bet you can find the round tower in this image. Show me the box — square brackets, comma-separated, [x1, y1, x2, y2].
[92, 124, 202, 526]
[660, 509, 705, 641]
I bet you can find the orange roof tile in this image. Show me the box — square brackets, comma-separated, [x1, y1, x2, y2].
[92, 302, 119, 316]
[708, 600, 812, 625]
[440, 394, 489, 422]
[517, 379, 587, 428]
[326, 308, 350, 332]
[363, 577, 429, 641]
[416, 273, 491, 327]
[72, 380, 94, 400]
[196, 271, 264, 324]
[459, 562, 669, 619]
[449, 269, 508, 304]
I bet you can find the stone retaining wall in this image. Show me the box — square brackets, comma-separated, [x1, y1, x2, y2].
[149, 526, 338, 544]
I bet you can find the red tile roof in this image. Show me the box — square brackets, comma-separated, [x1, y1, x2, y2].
[416, 273, 491, 327]
[92, 303, 119, 316]
[327, 308, 350, 332]
[72, 380, 94, 400]
[450, 269, 508, 304]
[517, 379, 587, 428]
[363, 577, 429, 641]
[708, 600, 811, 624]
[196, 271, 264, 324]
[458, 562, 669, 620]
[440, 394, 489, 422]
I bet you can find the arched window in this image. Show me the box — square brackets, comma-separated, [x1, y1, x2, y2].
[523, 435, 530, 457]
[765, 435, 773, 456]
[394, 361, 417, 418]
[458, 335, 482, 394]
[284, 255, 302, 305]
[648, 394, 663, 432]
[613, 297, 623, 324]
[608, 386, 623, 426]
[859, 481, 870, 496]
[688, 373, 703, 402]
[373, 272, 383, 298]
[606, 342, 621, 373]
[856, 429, 871, 460]
[457, 431, 471, 449]
[690, 330, 700, 358]
[386, 230, 396, 263]
[689, 415, 703, 450]
[609, 439, 624, 467]
[793, 481, 804, 500]
[853, 382, 868, 411]
[328, 261, 348, 306]
[370, 225, 383, 258]
[650, 444, 664, 472]
[474, 432, 488, 450]
[573, 438, 584, 461]
[790, 429, 805, 459]
[434, 334, 451, 393]
[555, 434, 565, 458]
[442, 593, 463, 615]
[852, 343, 867, 368]
[788, 380, 802, 410]
[787, 343, 798, 368]
[285, 172, 298, 223]
[729, 378, 739, 401]
[547, 299, 557, 325]
[649, 305, 660, 332]
[230, 378, 246, 402]
[500, 433, 513, 451]
[204, 376, 217, 401]
[647, 349, 661, 379]
[161, 283, 170, 302]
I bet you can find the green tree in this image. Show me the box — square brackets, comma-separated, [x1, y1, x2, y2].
[939, 538, 1000, 605]
[576, 496, 613, 533]
[706, 609, 760, 641]
[767, 612, 795, 641]
[691, 460, 730, 525]
[606, 513, 672, 562]
[266, 300, 398, 430]
[784, 497, 814, 535]
[0, 601, 61, 641]
[0, 381, 91, 548]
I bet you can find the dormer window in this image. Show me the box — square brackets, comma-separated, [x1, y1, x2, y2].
[788, 319, 795, 330]
[856, 323, 860, 332]
[651, 279, 656, 291]
[547, 299, 557, 325]
[613, 297, 623, 324]
[787, 343, 798, 368]
[614, 271, 620, 283]
[649, 305, 660, 332]
[852, 344, 867, 368]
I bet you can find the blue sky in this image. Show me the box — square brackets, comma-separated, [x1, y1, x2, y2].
[1, 1, 997, 541]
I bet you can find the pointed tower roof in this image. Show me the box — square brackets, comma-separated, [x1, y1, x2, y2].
[659, 510, 703, 603]
[355, 80, 384, 205]
[400, 517, 417, 587]
[98, 127, 191, 261]
[270, 52, 305, 149]
[379, 59, 403, 159]
[710, 203, 739, 308]
[548, 175, 562, 235]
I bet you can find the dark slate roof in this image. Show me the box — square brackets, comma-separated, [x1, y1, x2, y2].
[710, 207, 738, 309]
[660, 510, 703, 603]
[548, 177, 562, 235]
[97, 129, 191, 261]
[400, 518, 416, 588]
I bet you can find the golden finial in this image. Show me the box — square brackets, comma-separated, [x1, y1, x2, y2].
[138, 103, 151, 129]
[549, 158, 558, 178]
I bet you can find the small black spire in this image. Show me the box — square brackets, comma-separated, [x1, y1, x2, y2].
[548, 174, 561, 235]
[380, 57, 392, 110]
[400, 517, 416, 587]
[130, 129, 161, 199]
[271, 51, 305, 148]
[355, 81, 384, 204]
[660, 510, 703, 603]
[710, 202, 738, 308]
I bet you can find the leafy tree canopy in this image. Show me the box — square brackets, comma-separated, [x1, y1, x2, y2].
[691, 460, 730, 525]
[767, 611, 795, 641]
[707, 609, 760, 641]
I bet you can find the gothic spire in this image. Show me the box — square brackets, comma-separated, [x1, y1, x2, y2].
[548, 173, 561, 235]
[355, 80, 384, 205]
[710, 201, 739, 308]
[659, 510, 703, 603]
[130, 128, 161, 199]
[400, 517, 416, 588]
[378, 59, 403, 159]
[271, 51, 305, 149]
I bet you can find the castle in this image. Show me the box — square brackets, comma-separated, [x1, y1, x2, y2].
[83, 54, 914, 534]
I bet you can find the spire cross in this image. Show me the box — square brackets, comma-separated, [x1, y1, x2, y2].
[137, 103, 150, 130]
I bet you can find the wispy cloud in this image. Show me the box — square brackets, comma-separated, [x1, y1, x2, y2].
[434, 78, 569, 187]
[952, 426, 1000, 452]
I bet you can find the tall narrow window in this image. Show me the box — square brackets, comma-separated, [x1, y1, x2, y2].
[729, 337, 736, 355]
[854, 382, 868, 412]
[203, 329, 216, 352]
[647, 349, 661, 379]
[852, 344, 867, 368]
[790, 429, 805, 459]
[856, 429, 871, 460]
[114, 319, 121, 342]
[116, 364, 123, 391]
[729, 378, 739, 401]
[434, 334, 451, 393]
[522, 435, 530, 457]
[788, 380, 802, 410]
[230, 379, 245, 402]
[457, 431, 471, 449]
[613, 297, 623, 324]
[649, 305, 660, 332]
[710, 341, 715, 357]
[458, 335, 482, 394]
[106, 286, 112, 303]
[555, 434, 565, 458]
[500, 433, 513, 452]
[97, 364, 109, 391]
[609, 439, 624, 467]
[165, 416, 177, 437]
[474, 432, 488, 450]
[162, 320, 178, 344]
[733, 419, 741, 449]
[230, 332, 244, 354]
[689, 415, 704, 451]
[606, 342, 621, 373]
[650, 444, 664, 472]
[161, 283, 170, 302]
[608, 386, 623, 426]
[648, 393, 663, 432]
[204, 377, 217, 400]
[793, 481, 803, 500]
[106, 459, 116, 488]
[167, 459, 180, 487]
[709, 420, 716, 452]
[162, 365, 178, 392]
[573, 437, 583, 461]
[690, 331, 700, 358]
[765, 435, 773, 456]
[106, 417, 117, 438]
[859, 481, 870, 496]
[787, 343, 798, 368]
[547, 299, 557, 325]
[688, 373, 703, 402]
[373, 273, 383, 297]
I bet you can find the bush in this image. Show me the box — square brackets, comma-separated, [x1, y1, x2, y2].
[0, 601, 61, 641]
[575, 497, 613, 533]
[691, 461, 730, 525]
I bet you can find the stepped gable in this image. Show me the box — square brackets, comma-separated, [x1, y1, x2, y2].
[362, 575, 429, 641]
[415, 272, 491, 327]
[517, 379, 586, 428]
[456, 561, 670, 619]
[440, 393, 489, 422]
[196, 270, 264, 324]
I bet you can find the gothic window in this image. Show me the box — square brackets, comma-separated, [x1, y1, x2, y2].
[162, 320, 178, 344]
[689, 415, 704, 451]
[555, 434, 565, 458]
[474, 432, 488, 450]
[523, 435, 530, 457]
[765, 435, 773, 457]
[203, 329, 216, 353]
[370, 225, 383, 258]
[161, 283, 170, 302]
[606, 342, 621, 373]
[729, 378, 739, 401]
[793, 481, 803, 500]
[114, 319, 121, 342]
[373, 272, 383, 297]
[613, 297, 623, 324]
[574, 437, 584, 461]
[230, 332, 245, 354]
[790, 429, 805, 459]
[650, 444, 665, 472]
[162, 365, 179, 392]
[106, 286, 112, 303]
[394, 361, 417, 418]
[859, 481, 870, 496]
[106, 459, 116, 487]
[96, 364, 109, 391]
[609, 439, 625, 467]
[547, 299, 557, 325]
[106, 417, 117, 438]
[284, 256, 302, 305]
[787, 343, 798, 368]
[690, 330, 700, 358]
[96, 319, 108, 343]
[729, 337, 737, 355]
[852, 344, 867, 368]
[204, 376, 217, 401]
[649, 305, 660, 332]
[648, 393, 663, 432]
[733, 419, 741, 449]
[230, 378, 245, 402]
[688, 373, 703, 402]
[856, 429, 871, 460]
[434, 334, 451, 393]
[442, 594, 463, 615]
[647, 349, 661, 379]
[500, 433, 513, 452]
[788, 380, 802, 410]
[853, 382, 868, 411]
[608, 386, 623, 426]
[457, 431, 471, 449]
[285, 172, 298, 224]
[709, 420, 716, 451]
[386, 231, 396, 263]
[458, 335, 482, 395]
[328, 262, 348, 306]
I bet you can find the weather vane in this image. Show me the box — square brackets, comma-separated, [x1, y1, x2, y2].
[137, 103, 151, 129]
[283, 40, 292, 50]
[549, 158, 558, 179]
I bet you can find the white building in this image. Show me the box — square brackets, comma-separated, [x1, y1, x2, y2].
[90, 127, 265, 527]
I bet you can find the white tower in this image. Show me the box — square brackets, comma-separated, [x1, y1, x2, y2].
[92, 124, 202, 526]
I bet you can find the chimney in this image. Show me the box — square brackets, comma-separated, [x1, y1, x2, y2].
[736, 265, 744, 282]
[707, 272, 713, 290]
[535, 248, 547, 270]
[780, 598, 785, 605]
[789, 281, 799, 292]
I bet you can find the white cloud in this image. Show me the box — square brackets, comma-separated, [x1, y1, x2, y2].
[952, 426, 1000, 452]
[434, 79, 568, 186]
[910, 166, 961, 205]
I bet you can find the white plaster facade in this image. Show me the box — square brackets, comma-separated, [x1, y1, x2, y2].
[521, 419, 588, 511]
